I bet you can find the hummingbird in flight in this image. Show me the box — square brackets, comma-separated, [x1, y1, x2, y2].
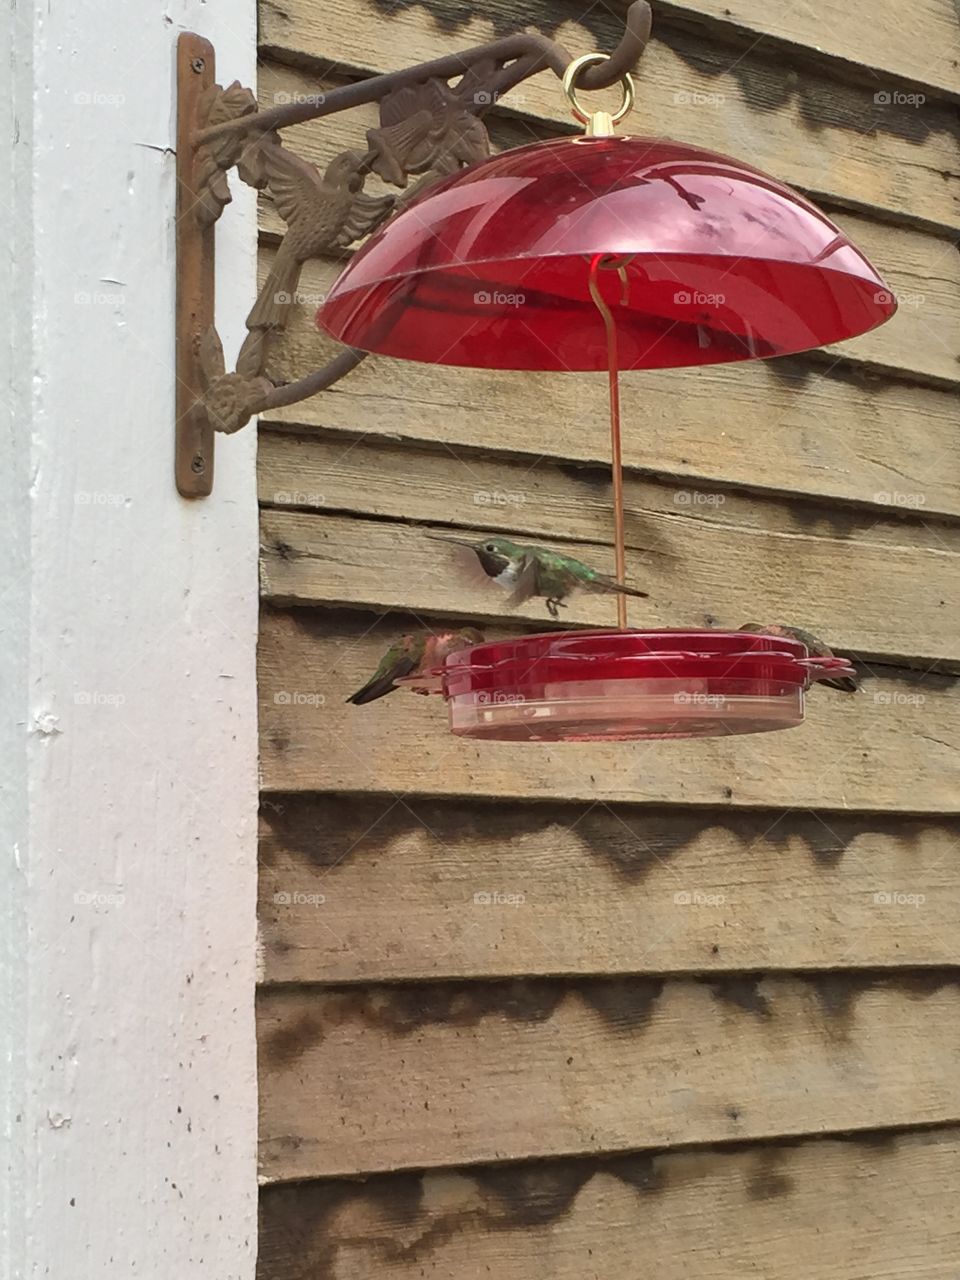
[429, 534, 649, 619]
[346, 627, 485, 705]
[739, 623, 860, 692]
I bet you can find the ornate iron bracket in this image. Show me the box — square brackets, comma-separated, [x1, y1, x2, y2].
[174, 5, 652, 495]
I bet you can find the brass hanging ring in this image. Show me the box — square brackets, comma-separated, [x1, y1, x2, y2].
[562, 53, 635, 127]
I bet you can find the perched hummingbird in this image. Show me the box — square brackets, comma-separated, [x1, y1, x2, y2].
[739, 623, 860, 692]
[429, 535, 649, 618]
[346, 627, 485, 705]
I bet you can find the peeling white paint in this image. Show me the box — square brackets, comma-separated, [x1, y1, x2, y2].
[2, 0, 259, 1275]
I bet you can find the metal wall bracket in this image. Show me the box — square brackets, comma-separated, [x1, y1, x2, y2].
[174, 6, 652, 495]
[176, 34, 217, 497]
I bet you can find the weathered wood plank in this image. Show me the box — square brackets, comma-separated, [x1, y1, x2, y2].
[260, 795, 960, 983]
[261, 252, 960, 519]
[258, 0, 960, 232]
[259, 505, 960, 668]
[258, 973, 960, 1179]
[258, 1126, 960, 1279]
[257, 430, 957, 555]
[258, 426, 960, 548]
[659, 0, 960, 100]
[259, 612, 960, 811]
[257, 62, 960, 390]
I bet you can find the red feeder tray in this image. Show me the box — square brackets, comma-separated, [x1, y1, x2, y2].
[400, 629, 856, 742]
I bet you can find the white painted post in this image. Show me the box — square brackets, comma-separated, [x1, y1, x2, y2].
[1, 1, 259, 1275]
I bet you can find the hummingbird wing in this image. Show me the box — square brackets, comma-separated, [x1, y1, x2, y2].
[260, 138, 326, 225]
[346, 645, 419, 705]
[336, 189, 396, 246]
[506, 554, 541, 606]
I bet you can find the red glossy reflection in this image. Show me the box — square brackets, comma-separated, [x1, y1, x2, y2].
[318, 136, 897, 371]
[397, 628, 857, 742]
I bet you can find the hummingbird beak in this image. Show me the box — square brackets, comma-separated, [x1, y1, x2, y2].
[426, 533, 477, 549]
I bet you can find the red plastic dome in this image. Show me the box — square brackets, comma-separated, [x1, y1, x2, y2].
[318, 135, 897, 371]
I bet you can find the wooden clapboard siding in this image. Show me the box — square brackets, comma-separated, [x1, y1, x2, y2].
[258, 430, 960, 553]
[260, 795, 960, 983]
[255, 0, 960, 1271]
[260, 505, 960, 669]
[258, 1126, 960, 1279]
[658, 0, 960, 100]
[259, 0, 960, 233]
[257, 64, 960, 391]
[263, 256, 960, 519]
[259, 611, 960, 811]
[259, 972, 960, 1179]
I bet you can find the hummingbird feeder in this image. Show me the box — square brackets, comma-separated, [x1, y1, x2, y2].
[317, 40, 890, 742]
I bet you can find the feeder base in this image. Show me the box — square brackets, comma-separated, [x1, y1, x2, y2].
[448, 679, 804, 742]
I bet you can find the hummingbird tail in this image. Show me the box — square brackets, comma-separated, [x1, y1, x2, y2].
[345, 676, 399, 705]
[819, 673, 860, 694]
[247, 240, 299, 331]
[587, 575, 650, 600]
[616, 582, 651, 600]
